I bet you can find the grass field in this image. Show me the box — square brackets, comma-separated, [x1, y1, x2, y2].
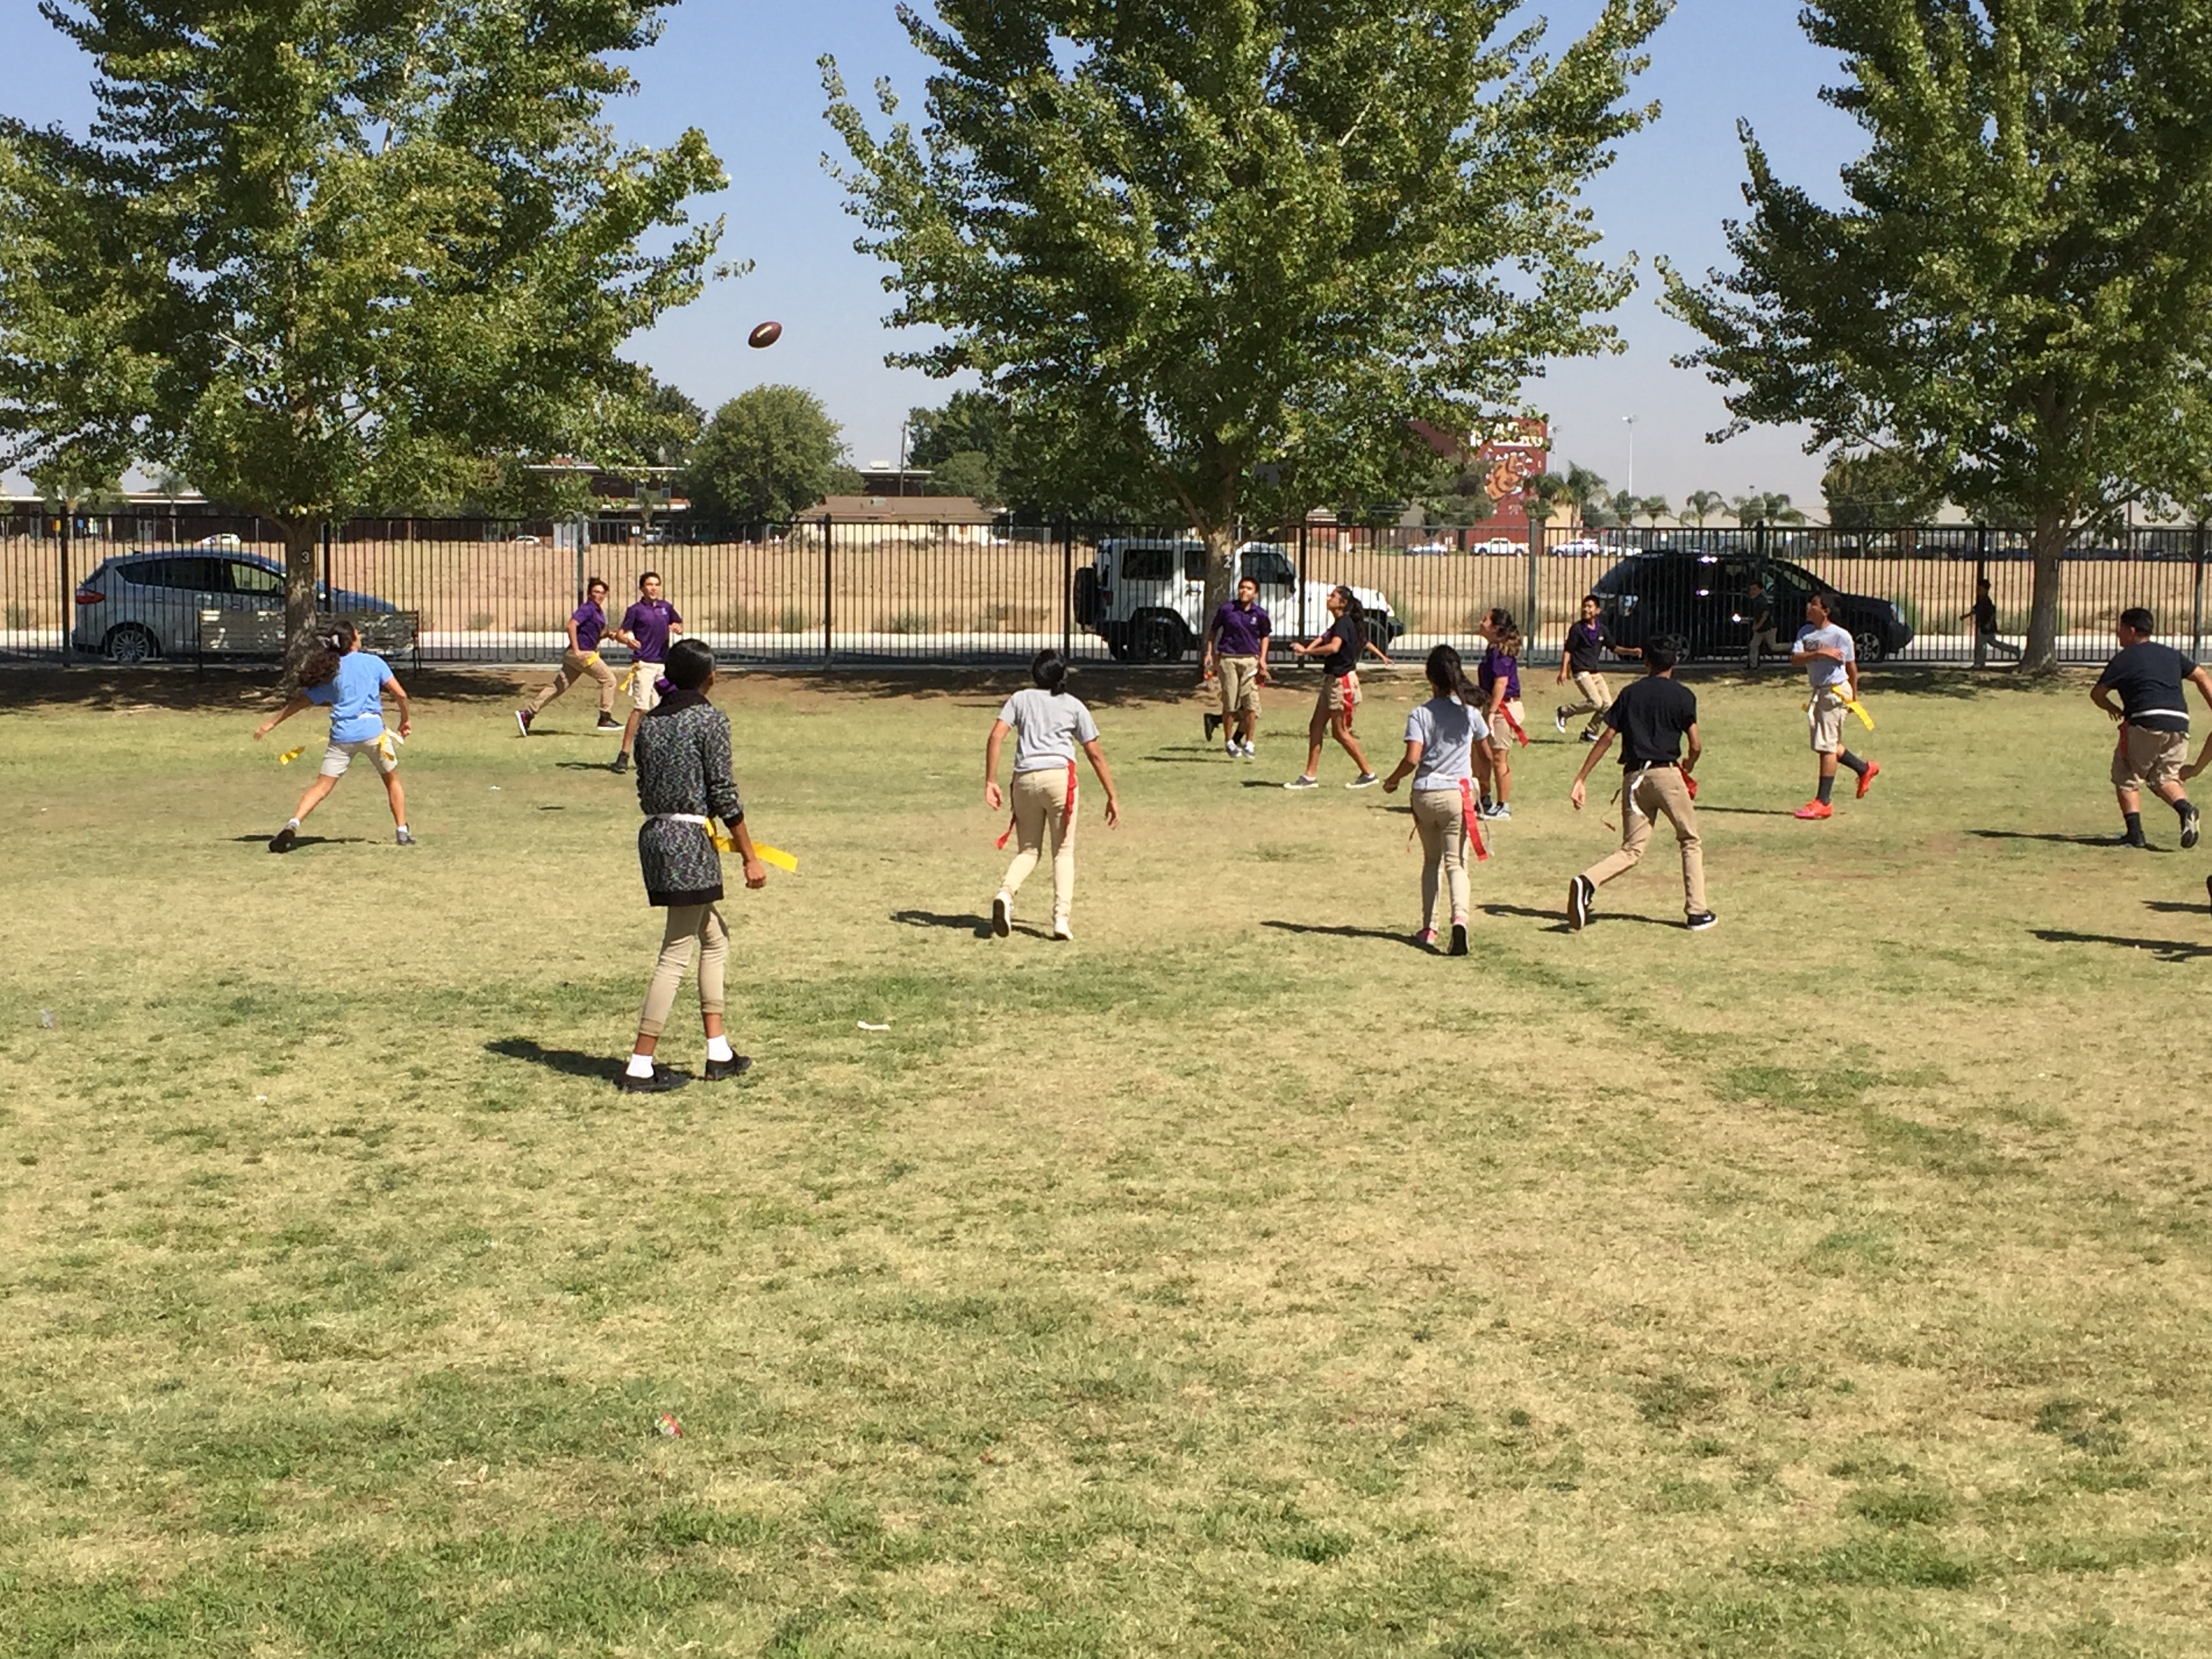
[1, 661, 2208, 1658]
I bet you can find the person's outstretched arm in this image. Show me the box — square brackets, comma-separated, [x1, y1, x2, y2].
[253, 695, 314, 739]
[1081, 737, 1120, 827]
[1382, 739, 1425, 793]
[983, 719, 1011, 810]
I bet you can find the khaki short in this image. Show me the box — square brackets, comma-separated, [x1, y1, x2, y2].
[630, 662, 663, 714]
[321, 737, 398, 779]
[1485, 698, 1524, 752]
[2112, 725, 2188, 792]
[1325, 673, 1361, 718]
[1217, 655, 1261, 718]
[1807, 687, 1849, 754]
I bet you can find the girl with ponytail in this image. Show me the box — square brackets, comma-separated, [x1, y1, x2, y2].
[983, 650, 1122, 941]
[252, 619, 415, 851]
[1285, 585, 1393, 789]
[1382, 645, 1494, 954]
[1476, 607, 1526, 819]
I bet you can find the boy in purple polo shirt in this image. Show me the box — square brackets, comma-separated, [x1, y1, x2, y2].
[517, 577, 621, 735]
[1201, 576, 1272, 758]
[611, 571, 683, 774]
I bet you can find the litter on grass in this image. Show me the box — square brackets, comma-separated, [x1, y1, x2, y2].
[859, 1021, 892, 1032]
[656, 1413, 684, 1438]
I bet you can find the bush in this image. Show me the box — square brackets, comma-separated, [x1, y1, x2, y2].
[466, 612, 495, 632]
[886, 611, 933, 635]
[779, 607, 810, 635]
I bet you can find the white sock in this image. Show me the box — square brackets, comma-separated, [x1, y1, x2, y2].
[705, 1035, 734, 1063]
[285, 817, 300, 830]
[626, 1052, 656, 1079]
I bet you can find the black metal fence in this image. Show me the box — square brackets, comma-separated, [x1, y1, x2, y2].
[4, 506, 2207, 669]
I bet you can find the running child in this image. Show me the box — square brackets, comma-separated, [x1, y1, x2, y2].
[1962, 579, 2022, 667]
[621, 638, 768, 1094]
[517, 577, 621, 735]
[1201, 575, 1271, 758]
[1555, 594, 1639, 743]
[1566, 634, 1715, 932]
[1791, 592, 1880, 820]
[610, 571, 683, 774]
[1476, 607, 1526, 818]
[2094, 607, 2211, 849]
[253, 620, 413, 852]
[985, 650, 1122, 941]
[1285, 585, 1392, 790]
[1382, 644, 1493, 956]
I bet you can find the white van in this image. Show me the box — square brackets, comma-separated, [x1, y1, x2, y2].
[1071, 537, 1401, 661]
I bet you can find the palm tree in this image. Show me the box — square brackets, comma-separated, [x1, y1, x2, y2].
[1732, 491, 1807, 528]
[1681, 489, 1726, 527]
[1636, 494, 1671, 527]
[1563, 463, 1612, 527]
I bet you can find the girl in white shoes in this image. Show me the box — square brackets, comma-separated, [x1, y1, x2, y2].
[985, 651, 1121, 941]
[1286, 586, 1393, 790]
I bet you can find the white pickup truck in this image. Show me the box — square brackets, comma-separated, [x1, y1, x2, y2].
[1070, 537, 1401, 662]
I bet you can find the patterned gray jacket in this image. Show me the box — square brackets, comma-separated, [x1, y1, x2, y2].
[633, 690, 744, 906]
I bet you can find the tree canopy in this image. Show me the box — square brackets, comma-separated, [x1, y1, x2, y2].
[0, 0, 726, 651]
[824, 0, 1668, 602]
[684, 386, 851, 525]
[1822, 449, 1945, 530]
[1663, 0, 2212, 668]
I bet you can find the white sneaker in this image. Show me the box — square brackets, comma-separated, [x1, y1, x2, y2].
[1347, 772, 1380, 790]
[991, 893, 1011, 938]
[1284, 775, 1319, 790]
[1225, 741, 1240, 758]
[1051, 917, 1073, 941]
[1553, 706, 1569, 735]
[1240, 741, 1256, 758]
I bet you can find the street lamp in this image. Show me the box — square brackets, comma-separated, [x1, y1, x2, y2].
[1622, 415, 1637, 499]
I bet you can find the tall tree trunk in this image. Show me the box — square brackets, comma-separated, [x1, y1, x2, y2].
[2020, 506, 2069, 674]
[1200, 520, 1239, 635]
[280, 516, 325, 685]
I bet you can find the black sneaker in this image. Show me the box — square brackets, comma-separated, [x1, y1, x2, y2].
[991, 892, 1011, 937]
[2182, 804, 2201, 850]
[268, 825, 298, 855]
[1448, 922, 1469, 957]
[1686, 912, 1719, 932]
[2205, 874, 2211, 918]
[515, 709, 533, 737]
[1204, 712, 1222, 741]
[1567, 875, 1593, 932]
[596, 715, 622, 731]
[609, 752, 630, 774]
[617, 1065, 688, 1094]
[703, 1055, 752, 1082]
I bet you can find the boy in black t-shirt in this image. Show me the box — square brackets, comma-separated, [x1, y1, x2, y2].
[1554, 594, 1640, 743]
[1566, 636, 1714, 931]
[1960, 579, 2021, 667]
[2091, 608, 2212, 848]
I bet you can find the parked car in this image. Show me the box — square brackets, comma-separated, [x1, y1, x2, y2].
[70, 551, 396, 662]
[194, 533, 244, 549]
[1475, 537, 1529, 556]
[1071, 537, 1402, 661]
[1589, 548, 1914, 662]
[1551, 537, 1607, 558]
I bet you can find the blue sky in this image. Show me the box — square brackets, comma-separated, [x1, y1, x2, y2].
[0, 1, 1862, 506]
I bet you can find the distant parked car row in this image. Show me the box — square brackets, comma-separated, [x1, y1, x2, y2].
[70, 551, 396, 662]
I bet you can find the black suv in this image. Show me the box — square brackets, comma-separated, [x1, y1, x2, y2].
[1590, 550, 1914, 662]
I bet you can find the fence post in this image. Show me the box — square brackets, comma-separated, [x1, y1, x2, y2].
[1523, 517, 1540, 661]
[58, 512, 71, 660]
[1974, 526, 1990, 670]
[1061, 523, 1073, 659]
[821, 512, 834, 667]
[2194, 523, 2207, 661]
[1296, 519, 1309, 640]
[321, 522, 333, 611]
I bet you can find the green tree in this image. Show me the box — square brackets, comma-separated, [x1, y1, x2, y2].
[824, 0, 1668, 613]
[1732, 491, 1805, 528]
[684, 386, 851, 525]
[1563, 464, 1616, 528]
[1681, 489, 1727, 527]
[1822, 449, 1944, 531]
[906, 389, 1009, 471]
[0, 1, 725, 659]
[924, 449, 1002, 509]
[1662, 0, 2212, 670]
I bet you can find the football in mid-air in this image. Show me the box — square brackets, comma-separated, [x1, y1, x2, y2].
[747, 321, 783, 349]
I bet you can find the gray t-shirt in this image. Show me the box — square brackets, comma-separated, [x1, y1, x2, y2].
[998, 687, 1100, 773]
[1797, 622, 1854, 689]
[1404, 696, 1488, 790]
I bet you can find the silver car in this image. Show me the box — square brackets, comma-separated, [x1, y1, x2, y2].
[69, 551, 394, 661]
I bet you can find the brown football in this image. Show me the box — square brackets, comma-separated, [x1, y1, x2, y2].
[747, 321, 783, 349]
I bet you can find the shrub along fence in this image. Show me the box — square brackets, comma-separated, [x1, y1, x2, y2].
[3, 506, 2206, 668]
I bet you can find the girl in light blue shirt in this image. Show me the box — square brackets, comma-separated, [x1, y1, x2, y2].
[253, 620, 415, 852]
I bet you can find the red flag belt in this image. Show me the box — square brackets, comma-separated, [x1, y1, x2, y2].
[997, 759, 1078, 850]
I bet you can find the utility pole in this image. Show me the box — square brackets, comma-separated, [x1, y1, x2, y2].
[1622, 415, 1637, 499]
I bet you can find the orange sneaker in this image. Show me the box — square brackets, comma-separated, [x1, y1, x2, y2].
[1795, 800, 1835, 820]
[1856, 760, 1881, 799]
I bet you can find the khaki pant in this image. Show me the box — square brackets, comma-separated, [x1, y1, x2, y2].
[1217, 655, 1261, 720]
[1412, 787, 1471, 930]
[638, 903, 729, 1040]
[630, 662, 663, 713]
[1582, 766, 1707, 916]
[1748, 626, 1782, 670]
[2112, 725, 2188, 792]
[527, 648, 618, 717]
[1002, 766, 1078, 920]
[1560, 670, 1612, 737]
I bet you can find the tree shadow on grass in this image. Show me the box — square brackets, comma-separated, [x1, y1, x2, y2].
[1970, 829, 2160, 850]
[2032, 928, 2212, 963]
[1261, 920, 1429, 951]
[484, 1038, 619, 1081]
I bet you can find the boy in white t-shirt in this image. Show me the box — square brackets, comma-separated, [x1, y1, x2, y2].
[1790, 592, 1880, 821]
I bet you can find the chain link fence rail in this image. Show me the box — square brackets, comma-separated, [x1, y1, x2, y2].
[5, 508, 2207, 668]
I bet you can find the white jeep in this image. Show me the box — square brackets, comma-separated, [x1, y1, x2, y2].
[1071, 537, 1401, 661]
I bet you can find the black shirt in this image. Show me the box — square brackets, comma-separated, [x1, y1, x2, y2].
[1971, 596, 1998, 632]
[1605, 674, 1699, 769]
[2097, 641, 2196, 732]
[1564, 619, 1613, 674]
[1319, 615, 1362, 677]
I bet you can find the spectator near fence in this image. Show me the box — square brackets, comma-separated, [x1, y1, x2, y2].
[1963, 579, 2022, 668]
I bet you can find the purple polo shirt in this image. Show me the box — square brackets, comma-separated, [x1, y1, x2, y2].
[622, 597, 681, 663]
[572, 600, 607, 653]
[1479, 644, 1521, 701]
[1210, 598, 1271, 657]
